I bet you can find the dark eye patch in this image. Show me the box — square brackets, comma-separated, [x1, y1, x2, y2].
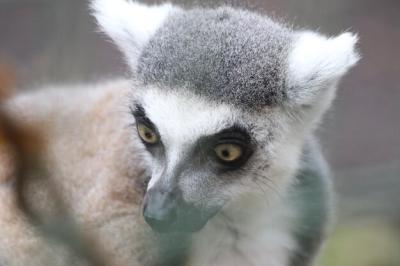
[214, 124, 253, 144]
[195, 124, 256, 171]
[131, 104, 157, 129]
[131, 104, 164, 152]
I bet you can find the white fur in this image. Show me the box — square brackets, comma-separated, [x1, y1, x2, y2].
[91, 0, 178, 67]
[188, 194, 298, 266]
[287, 31, 360, 104]
[137, 88, 240, 189]
[138, 88, 306, 266]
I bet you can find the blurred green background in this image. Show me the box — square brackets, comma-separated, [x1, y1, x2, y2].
[0, 0, 399, 265]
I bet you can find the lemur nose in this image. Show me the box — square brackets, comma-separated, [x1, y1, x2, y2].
[143, 188, 178, 233]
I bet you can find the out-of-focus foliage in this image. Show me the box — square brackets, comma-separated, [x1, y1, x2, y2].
[321, 220, 400, 266]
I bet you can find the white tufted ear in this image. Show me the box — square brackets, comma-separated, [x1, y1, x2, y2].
[91, 0, 178, 69]
[286, 31, 360, 105]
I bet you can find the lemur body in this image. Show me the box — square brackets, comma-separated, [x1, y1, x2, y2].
[0, 1, 358, 265]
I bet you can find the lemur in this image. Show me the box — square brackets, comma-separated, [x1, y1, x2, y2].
[0, 1, 359, 266]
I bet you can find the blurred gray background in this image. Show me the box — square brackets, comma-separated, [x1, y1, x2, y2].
[0, 0, 399, 255]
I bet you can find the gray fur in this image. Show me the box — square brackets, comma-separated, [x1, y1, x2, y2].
[137, 7, 293, 109]
[288, 140, 332, 266]
[90, 2, 359, 264]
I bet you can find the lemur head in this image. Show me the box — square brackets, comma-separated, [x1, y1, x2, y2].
[92, 0, 359, 233]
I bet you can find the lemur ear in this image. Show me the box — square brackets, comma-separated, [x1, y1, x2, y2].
[91, 0, 178, 69]
[286, 31, 360, 106]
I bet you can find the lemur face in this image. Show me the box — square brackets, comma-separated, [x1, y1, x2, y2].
[133, 89, 245, 232]
[92, 0, 359, 233]
[131, 87, 309, 233]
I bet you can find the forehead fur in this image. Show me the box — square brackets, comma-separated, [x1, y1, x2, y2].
[137, 7, 293, 109]
[138, 88, 240, 146]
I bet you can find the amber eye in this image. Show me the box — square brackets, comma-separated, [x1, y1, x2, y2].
[214, 143, 243, 162]
[137, 123, 159, 144]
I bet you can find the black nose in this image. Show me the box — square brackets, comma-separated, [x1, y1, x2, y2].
[143, 189, 178, 233]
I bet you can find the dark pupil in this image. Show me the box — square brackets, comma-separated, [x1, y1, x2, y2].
[221, 149, 230, 158]
[144, 131, 153, 139]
